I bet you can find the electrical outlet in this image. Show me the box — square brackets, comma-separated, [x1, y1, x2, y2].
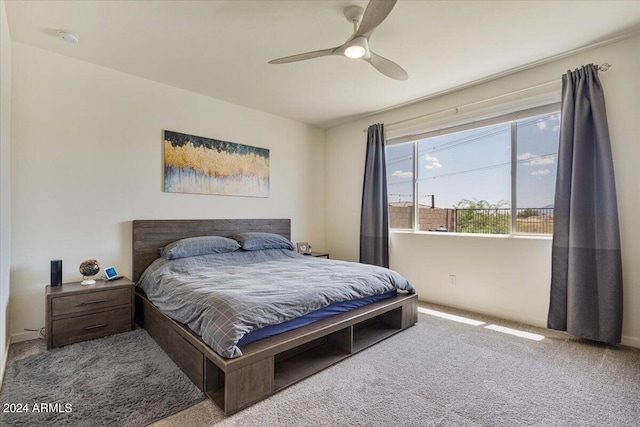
[449, 275, 456, 285]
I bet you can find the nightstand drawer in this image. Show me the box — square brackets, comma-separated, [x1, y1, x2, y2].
[51, 287, 131, 317]
[51, 307, 132, 347]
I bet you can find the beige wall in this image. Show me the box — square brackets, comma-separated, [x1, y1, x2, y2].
[0, 0, 12, 375]
[325, 36, 640, 348]
[6, 27, 639, 350]
[10, 42, 326, 342]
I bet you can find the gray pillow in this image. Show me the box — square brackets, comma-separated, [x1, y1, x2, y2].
[159, 236, 240, 260]
[231, 232, 294, 251]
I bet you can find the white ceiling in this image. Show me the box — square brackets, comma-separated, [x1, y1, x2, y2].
[5, 1, 640, 128]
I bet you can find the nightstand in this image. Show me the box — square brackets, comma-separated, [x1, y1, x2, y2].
[45, 278, 135, 349]
[309, 252, 330, 259]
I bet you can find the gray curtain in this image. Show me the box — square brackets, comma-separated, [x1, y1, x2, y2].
[548, 64, 623, 344]
[360, 123, 389, 267]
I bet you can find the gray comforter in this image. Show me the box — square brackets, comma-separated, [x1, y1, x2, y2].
[137, 249, 415, 358]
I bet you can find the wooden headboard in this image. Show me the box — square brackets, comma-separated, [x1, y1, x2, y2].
[132, 219, 291, 282]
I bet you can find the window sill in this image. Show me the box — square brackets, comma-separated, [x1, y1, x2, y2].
[390, 229, 552, 240]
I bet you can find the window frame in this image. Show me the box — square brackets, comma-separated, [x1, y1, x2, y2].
[386, 103, 561, 236]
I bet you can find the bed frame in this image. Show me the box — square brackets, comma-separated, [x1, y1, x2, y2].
[132, 219, 418, 415]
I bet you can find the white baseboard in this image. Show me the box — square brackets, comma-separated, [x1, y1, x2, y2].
[622, 335, 640, 349]
[420, 298, 548, 329]
[0, 336, 10, 387]
[10, 330, 41, 344]
[419, 298, 640, 349]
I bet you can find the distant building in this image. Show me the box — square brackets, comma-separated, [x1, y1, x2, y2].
[389, 202, 554, 234]
[389, 203, 455, 231]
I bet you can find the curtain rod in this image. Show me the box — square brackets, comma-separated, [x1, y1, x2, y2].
[362, 63, 611, 133]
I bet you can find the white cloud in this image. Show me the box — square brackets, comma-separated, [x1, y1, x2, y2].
[527, 157, 555, 166]
[553, 125, 560, 132]
[517, 152, 555, 166]
[392, 170, 412, 178]
[536, 121, 547, 130]
[424, 154, 442, 169]
[532, 169, 551, 176]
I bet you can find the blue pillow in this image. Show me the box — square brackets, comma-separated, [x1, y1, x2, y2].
[159, 236, 240, 260]
[231, 232, 294, 251]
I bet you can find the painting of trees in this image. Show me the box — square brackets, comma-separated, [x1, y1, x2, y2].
[163, 130, 269, 197]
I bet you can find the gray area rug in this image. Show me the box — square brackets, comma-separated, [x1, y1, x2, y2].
[0, 329, 205, 427]
[212, 308, 640, 427]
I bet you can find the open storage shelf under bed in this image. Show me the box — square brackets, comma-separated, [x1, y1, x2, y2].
[136, 290, 418, 415]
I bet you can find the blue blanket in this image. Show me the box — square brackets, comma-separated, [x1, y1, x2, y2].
[138, 249, 415, 358]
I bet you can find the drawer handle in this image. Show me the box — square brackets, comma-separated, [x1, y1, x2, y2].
[81, 299, 107, 305]
[83, 323, 107, 331]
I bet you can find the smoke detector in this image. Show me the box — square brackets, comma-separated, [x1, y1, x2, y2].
[58, 31, 80, 44]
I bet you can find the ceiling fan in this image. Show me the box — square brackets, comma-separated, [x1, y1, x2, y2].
[268, 0, 408, 81]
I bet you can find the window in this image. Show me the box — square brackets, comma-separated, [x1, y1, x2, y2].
[386, 110, 560, 235]
[387, 143, 414, 229]
[514, 113, 560, 234]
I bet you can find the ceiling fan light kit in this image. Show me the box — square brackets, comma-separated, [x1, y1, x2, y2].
[340, 37, 370, 59]
[268, 0, 408, 80]
[345, 44, 366, 59]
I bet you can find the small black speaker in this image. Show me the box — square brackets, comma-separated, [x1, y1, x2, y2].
[50, 260, 62, 287]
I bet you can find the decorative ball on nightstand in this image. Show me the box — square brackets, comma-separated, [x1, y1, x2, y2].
[79, 259, 100, 285]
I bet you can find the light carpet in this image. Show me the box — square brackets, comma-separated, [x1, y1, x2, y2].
[0, 329, 205, 427]
[187, 306, 640, 426]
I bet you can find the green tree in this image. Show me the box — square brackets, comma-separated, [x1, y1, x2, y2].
[517, 208, 540, 219]
[453, 199, 510, 234]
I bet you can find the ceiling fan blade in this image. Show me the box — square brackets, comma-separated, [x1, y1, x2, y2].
[268, 48, 336, 64]
[352, 0, 398, 39]
[366, 52, 408, 80]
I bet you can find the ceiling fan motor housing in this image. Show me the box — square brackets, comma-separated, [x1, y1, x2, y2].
[344, 6, 365, 24]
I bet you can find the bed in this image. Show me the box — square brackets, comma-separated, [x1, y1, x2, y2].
[133, 219, 418, 414]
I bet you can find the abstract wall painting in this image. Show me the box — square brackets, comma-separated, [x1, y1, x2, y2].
[164, 130, 270, 197]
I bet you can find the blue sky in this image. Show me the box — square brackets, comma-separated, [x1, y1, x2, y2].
[387, 112, 560, 209]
